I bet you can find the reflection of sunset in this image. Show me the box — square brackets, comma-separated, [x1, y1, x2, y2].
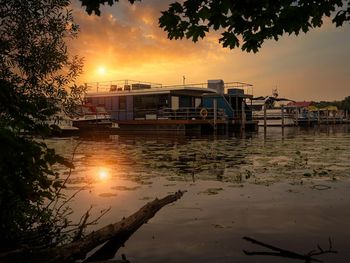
[97, 167, 110, 181]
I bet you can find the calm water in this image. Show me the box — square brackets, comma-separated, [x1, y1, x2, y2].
[48, 125, 350, 262]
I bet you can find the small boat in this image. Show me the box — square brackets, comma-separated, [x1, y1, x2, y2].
[71, 104, 118, 133]
[248, 90, 296, 126]
[47, 111, 79, 136]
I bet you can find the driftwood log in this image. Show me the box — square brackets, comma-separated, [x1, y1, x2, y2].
[0, 191, 185, 263]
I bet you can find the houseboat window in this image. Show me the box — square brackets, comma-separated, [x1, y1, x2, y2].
[171, 96, 179, 110]
[159, 95, 168, 106]
[195, 98, 202, 108]
[119, 96, 126, 110]
[179, 96, 192, 108]
[134, 95, 168, 110]
[133, 95, 169, 119]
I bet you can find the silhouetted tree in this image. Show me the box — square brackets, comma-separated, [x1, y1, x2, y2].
[340, 96, 350, 111]
[0, 0, 83, 250]
[79, 0, 350, 52]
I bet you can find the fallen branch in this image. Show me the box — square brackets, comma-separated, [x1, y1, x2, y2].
[0, 190, 185, 263]
[243, 236, 337, 262]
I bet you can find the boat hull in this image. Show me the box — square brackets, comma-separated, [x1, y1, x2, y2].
[72, 120, 118, 134]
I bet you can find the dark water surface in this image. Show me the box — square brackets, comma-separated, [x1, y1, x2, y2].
[48, 125, 350, 262]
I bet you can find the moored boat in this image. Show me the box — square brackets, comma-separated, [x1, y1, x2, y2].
[47, 111, 79, 136]
[71, 103, 118, 133]
[248, 90, 296, 126]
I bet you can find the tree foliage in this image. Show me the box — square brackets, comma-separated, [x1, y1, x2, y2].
[315, 96, 350, 112]
[0, 0, 83, 250]
[80, 0, 140, 15]
[79, 0, 350, 52]
[340, 96, 350, 112]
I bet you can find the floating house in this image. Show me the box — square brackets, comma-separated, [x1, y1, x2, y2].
[84, 79, 257, 134]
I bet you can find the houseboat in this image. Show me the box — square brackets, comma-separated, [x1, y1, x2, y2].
[83, 79, 257, 135]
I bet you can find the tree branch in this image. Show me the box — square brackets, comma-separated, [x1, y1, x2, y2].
[243, 236, 337, 262]
[0, 191, 185, 263]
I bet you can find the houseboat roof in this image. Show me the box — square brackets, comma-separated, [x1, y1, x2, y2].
[287, 101, 313, 107]
[86, 86, 219, 98]
[85, 80, 253, 98]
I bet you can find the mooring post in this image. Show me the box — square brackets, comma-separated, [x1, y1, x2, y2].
[281, 105, 285, 129]
[241, 101, 246, 132]
[326, 109, 329, 125]
[318, 109, 320, 125]
[213, 98, 217, 131]
[264, 105, 267, 131]
[225, 120, 229, 135]
[307, 109, 310, 126]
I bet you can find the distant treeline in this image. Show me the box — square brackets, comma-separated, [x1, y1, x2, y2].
[315, 96, 350, 112]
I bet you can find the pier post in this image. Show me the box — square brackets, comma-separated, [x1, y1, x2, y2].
[307, 109, 310, 126]
[281, 105, 285, 129]
[318, 109, 320, 125]
[326, 109, 329, 125]
[264, 105, 267, 131]
[241, 101, 246, 132]
[281, 105, 285, 137]
[213, 99, 218, 131]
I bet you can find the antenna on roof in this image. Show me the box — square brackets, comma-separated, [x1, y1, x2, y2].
[272, 87, 278, 98]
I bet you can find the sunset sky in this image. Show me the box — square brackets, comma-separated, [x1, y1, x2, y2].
[69, 0, 350, 101]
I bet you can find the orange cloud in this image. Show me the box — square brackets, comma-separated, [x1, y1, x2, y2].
[69, 1, 228, 83]
[69, 0, 350, 101]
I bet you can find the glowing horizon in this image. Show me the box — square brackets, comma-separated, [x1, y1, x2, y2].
[70, 0, 350, 101]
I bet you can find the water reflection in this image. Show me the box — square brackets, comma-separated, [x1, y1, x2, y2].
[96, 167, 110, 181]
[50, 126, 350, 190]
[47, 125, 350, 263]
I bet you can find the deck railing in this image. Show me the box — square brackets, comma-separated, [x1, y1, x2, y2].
[85, 80, 254, 96]
[160, 107, 227, 120]
[253, 111, 295, 119]
[251, 108, 348, 125]
[107, 107, 228, 121]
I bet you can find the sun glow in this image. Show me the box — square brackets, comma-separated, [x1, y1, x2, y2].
[97, 167, 110, 181]
[97, 66, 106, 75]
